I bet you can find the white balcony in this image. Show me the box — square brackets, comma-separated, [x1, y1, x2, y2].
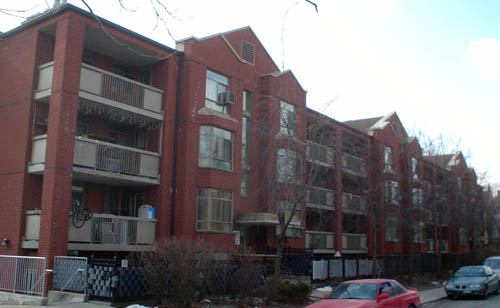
[341, 153, 367, 176]
[34, 62, 163, 121]
[28, 135, 160, 186]
[342, 192, 368, 215]
[306, 141, 334, 167]
[342, 233, 368, 253]
[307, 186, 335, 210]
[306, 231, 335, 252]
[21, 211, 156, 251]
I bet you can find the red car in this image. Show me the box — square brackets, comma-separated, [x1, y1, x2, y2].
[306, 279, 420, 308]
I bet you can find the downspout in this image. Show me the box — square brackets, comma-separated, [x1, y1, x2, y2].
[170, 51, 183, 236]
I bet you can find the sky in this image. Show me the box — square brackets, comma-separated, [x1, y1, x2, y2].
[1, 0, 499, 186]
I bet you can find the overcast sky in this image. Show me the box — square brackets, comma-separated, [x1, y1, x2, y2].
[2, 0, 499, 185]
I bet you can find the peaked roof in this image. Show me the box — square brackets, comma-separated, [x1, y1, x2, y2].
[425, 151, 464, 170]
[343, 116, 383, 133]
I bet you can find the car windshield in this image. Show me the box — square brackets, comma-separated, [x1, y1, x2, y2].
[328, 283, 378, 300]
[455, 267, 485, 277]
[484, 259, 500, 270]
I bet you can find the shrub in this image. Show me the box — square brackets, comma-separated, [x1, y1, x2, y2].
[276, 280, 310, 304]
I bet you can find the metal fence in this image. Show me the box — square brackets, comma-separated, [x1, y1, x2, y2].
[91, 216, 138, 244]
[52, 256, 88, 292]
[312, 255, 438, 281]
[0, 255, 46, 296]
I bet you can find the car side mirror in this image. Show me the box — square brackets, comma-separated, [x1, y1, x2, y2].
[377, 293, 389, 302]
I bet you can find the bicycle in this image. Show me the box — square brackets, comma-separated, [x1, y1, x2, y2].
[71, 199, 93, 228]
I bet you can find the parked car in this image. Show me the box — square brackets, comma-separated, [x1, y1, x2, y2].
[445, 265, 500, 299]
[306, 279, 420, 308]
[484, 256, 500, 276]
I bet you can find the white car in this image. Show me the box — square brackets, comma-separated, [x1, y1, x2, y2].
[484, 256, 500, 276]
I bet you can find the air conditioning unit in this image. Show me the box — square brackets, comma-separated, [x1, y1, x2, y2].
[217, 91, 235, 105]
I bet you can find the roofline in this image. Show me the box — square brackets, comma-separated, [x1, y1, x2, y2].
[306, 107, 371, 138]
[1, 3, 176, 54]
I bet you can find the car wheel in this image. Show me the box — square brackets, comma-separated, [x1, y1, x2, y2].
[447, 294, 455, 300]
[408, 304, 416, 308]
[482, 286, 489, 300]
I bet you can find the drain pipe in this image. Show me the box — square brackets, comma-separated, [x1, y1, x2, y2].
[170, 51, 183, 236]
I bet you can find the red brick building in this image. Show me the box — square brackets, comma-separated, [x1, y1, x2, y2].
[0, 4, 485, 263]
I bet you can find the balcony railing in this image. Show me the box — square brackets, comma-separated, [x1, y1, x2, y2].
[440, 240, 449, 253]
[305, 231, 334, 250]
[22, 211, 156, 251]
[307, 187, 335, 210]
[34, 62, 163, 117]
[426, 239, 434, 252]
[29, 135, 160, 180]
[68, 214, 156, 247]
[341, 153, 366, 176]
[342, 192, 368, 215]
[342, 233, 368, 252]
[306, 141, 334, 167]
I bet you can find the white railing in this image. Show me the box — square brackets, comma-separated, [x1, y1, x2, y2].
[342, 233, 368, 251]
[306, 231, 335, 249]
[68, 213, 156, 246]
[342, 192, 368, 215]
[30, 135, 160, 179]
[440, 240, 449, 252]
[80, 63, 163, 113]
[426, 239, 434, 252]
[307, 186, 335, 209]
[306, 141, 334, 167]
[341, 153, 367, 176]
[0, 255, 46, 296]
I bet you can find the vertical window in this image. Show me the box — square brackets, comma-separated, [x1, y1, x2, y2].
[385, 215, 401, 242]
[412, 188, 424, 208]
[241, 91, 252, 196]
[197, 188, 232, 233]
[205, 70, 230, 114]
[199, 126, 233, 171]
[277, 148, 302, 184]
[459, 228, 467, 245]
[135, 130, 148, 150]
[385, 180, 400, 205]
[413, 222, 425, 244]
[76, 114, 88, 137]
[279, 101, 297, 136]
[384, 146, 393, 172]
[411, 157, 418, 180]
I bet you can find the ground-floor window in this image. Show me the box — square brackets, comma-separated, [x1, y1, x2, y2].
[197, 188, 233, 233]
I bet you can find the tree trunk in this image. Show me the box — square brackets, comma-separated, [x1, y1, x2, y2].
[408, 238, 414, 284]
[436, 228, 442, 280]
[372, 219, 378, 278]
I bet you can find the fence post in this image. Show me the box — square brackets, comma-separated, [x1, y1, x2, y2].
[13, 257, 19, 294]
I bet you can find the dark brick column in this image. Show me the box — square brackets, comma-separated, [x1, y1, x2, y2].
[38, 17, 84, 274]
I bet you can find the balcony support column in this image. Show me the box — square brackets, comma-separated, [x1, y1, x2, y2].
[38, 17, 84, 280]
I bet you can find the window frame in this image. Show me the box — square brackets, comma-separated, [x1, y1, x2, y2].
[385, 180, 400, 205]
[384, 146, 394, 173]
[279, 101, 297, 136]
[205, 70, 230, 114]
[277, 148, 302, 184]
[196, 188, 233, 233]
[385, 215, 401, 242]
[199, 125, 234, 171]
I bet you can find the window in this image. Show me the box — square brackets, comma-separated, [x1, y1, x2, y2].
[199, 126, 233, 171]
[205, 70, 230, 114]
[385, 215, 401, 242]
[277, 148, 302, 184]
[412, 188, 424, 208]
[279, 101, 297, 136]
[459, 228, 468, 245]
[109, 124, 130, 146]
[413, 222, 425, 244]
[76, 114, 88, 137]
[385, 180, 400, 205]
[411, 157, 418, 180]
[135, 130, 148, 150]
[384, 146, 393, 172]
[104, 188, 144, 217]
[139, 70, 152, 85]
[197, 188, 232, 233]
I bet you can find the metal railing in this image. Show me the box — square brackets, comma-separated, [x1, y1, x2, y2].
[307, 186, 335, 209]
[0, 255, 46, 296]
[342, 233, 368, 251]
[306, 141, 334, 166]
[52, 256, 88, 293]
[96, 144, 140, 175]
[341, 153, 367, 176]
[306, 231, 335, 249]
[91, 215, 138, 245]
[342, 192, 368, 215]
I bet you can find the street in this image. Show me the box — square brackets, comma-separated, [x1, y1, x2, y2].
[423, 293, 500, 308]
